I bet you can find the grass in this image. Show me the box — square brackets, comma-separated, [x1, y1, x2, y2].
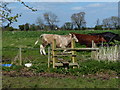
[2, 76, 119, 88]
[2, 30, 120, 88]
[3, 30, 120, 48]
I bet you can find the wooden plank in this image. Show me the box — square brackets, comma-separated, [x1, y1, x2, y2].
[69, 63, 79, 68]
[54, 63, 79, 67]
[54, 48, 99, 51]
[69, 63, 79, 66]
[53, 54, 77, 57]
[55, 63, 63, 66]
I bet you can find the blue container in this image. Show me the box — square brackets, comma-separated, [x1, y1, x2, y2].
[2, 64, 12, 67]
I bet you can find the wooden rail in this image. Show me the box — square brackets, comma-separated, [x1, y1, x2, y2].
[53, 48, 99, 51]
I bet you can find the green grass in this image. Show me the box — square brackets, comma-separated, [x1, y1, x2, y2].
[2, 76, 119, 88]
[2, 30, 120, 88]
[2, 58, 119, 75]
[3, 30, 120, 48]
[2, 30, 120, 75]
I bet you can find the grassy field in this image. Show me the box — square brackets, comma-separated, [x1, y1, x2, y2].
[2, 30, 120, 48]
[2, 30, 120, 88]
[2, 76, 119, 88]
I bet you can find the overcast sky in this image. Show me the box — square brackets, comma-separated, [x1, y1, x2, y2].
[7, 2, 118, 28]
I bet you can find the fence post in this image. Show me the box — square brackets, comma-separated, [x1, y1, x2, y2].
[19, 47, 22, 65]
[91, 40, 98, 60]
[71, 38, 75, 63]
[48, 47, 50, 68]
[52, 39, 56, 68]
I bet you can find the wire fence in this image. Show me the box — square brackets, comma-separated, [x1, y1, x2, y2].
[2, 45, 120, 64]
[2, 47, 44, 64]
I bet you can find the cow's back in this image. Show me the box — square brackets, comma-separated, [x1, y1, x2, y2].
[75, 34, 98, 42]
[73, 33, 105, 46]
[42, 34, 71, 48]
[42, 34, 57, 43]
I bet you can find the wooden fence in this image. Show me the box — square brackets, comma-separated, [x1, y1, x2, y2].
[3, 42, 119, 68]
[48, 39, 99, 68]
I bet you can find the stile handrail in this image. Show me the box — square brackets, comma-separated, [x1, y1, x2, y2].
[53, 48, 99, 51]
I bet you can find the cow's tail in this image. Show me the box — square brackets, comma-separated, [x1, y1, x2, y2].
[34, 40, 39, 45]
[34, 34, 44, 45]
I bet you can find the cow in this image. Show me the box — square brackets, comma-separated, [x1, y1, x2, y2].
[70, 32, 106, 47]
[88, 32, 120, 43]
[34, 34, 78, 55]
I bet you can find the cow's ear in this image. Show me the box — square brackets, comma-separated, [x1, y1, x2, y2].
[69, 33, 72, 36]
[69, 33, 73, 37]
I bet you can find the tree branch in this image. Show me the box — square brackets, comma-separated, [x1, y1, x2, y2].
[17, 0, 37, 11]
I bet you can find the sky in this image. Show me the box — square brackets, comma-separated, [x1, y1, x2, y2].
[3, 0, 120, 2]
[6, 2, 118, 28]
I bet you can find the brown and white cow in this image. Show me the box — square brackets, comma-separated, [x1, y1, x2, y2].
[35, 34, 78, 55]
[70, 32, 106, 47]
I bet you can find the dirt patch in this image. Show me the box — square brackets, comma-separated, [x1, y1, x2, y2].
[2, 68, 118, 80]
[2, 71, 77, 79]
[84, 71, 118, 80]
[2, 68, 77, 79]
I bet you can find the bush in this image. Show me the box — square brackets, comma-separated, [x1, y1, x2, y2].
[3, 27, 15, 31]
[94, 25, 103, 30]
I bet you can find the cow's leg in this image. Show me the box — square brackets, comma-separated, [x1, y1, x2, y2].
[40, 44, 46, 55]
[61, 46, 71, 54]
[40, 44, 43, 55]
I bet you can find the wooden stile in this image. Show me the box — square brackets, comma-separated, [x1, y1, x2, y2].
[49, 38, 99, 68]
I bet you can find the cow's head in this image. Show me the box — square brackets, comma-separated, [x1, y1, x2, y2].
[69, 33, 78, 42]
[99, 35, 106, 42]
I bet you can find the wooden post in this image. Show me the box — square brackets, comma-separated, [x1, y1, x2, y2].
[19, 47, 22, 65]
[48, 47, 50, 68]
[71, 38, 75, 63]
[91, 40, 98, 60]
[52, 39, 56, 68]
[91, 40, 94, 59]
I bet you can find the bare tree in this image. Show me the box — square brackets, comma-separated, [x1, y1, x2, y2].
[102, 18, 111, 29]
[96, 18, 100, 26]
[43, 12, 59, 30]
[102, 16, 119, 29]
[111, 16, 119, 29]
[71, 12, 86, 30]
[62, 22, 73, 30]
[36, 17, 44, 30]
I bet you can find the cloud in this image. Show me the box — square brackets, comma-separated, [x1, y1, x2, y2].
[71, 3, 104, 11]
[71, 6, 84, 10]
[86, 3, 103, 8]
